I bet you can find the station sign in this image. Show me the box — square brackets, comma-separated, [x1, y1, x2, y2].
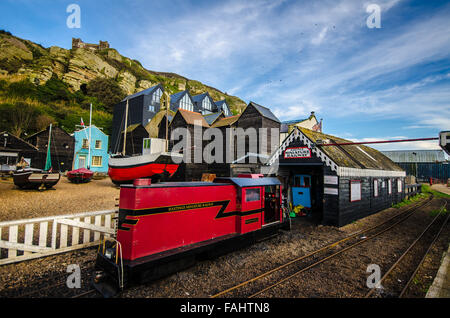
[324, 175, 338, 185]
[324, 187, 338, 195]
[284, 147, 311, 159]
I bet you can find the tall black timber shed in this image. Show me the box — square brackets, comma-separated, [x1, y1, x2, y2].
[267, 127, 407, 227]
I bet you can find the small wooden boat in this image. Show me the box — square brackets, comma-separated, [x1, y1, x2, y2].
[67, 168, 94, 184]
[13, 168, 61, 189]
[13, 123, 60, 190]
[109, 98, 181, 185]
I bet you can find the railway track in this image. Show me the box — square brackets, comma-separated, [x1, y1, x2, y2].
[365, 201, 449, 298]
[210, 195, 436, 298]
[2, 259, 99, 298]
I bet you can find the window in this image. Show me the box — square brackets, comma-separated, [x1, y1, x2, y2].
[374, 179, 378, 197]
[91, 156, 102, 167]
[82, 139, 89, 149]
[95, 140, 102, 149]
[203, 98, 211, 110]
[222, 104, 230, 116]
[397, 179, 403, 193]
[304, 177, 310, 187]
[350, 180, 361, 202]
[293, 176, 301, 187]
[148, 105, 155, 112]
[152, 88, 162, 103]
[180, 94, 193, 111]
[245, 188, 260, 202]
[143, 138, 151, 149]
[388, 179, 392, 194]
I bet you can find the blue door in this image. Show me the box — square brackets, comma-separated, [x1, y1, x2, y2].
[292, 174, 311, 208]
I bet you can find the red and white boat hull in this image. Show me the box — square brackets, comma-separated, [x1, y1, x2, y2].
[108, 152, 182, 184]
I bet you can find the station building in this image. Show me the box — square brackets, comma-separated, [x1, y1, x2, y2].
[267, 127, 407, 227]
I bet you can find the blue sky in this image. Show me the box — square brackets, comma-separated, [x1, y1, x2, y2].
[1, 0, 449, 152]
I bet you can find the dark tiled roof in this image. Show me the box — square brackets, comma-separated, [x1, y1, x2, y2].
[121, 84, 162, 102]
[203, 112, 223, 125]
[192, 93, 208, 103]
[248, 101, 280, 123]
[215, 100, 227, 107]
[170, 91, 188, 105]
[0, 131, 39, 150]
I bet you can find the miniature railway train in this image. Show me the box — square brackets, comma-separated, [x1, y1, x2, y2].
[93, 174, 289, 296]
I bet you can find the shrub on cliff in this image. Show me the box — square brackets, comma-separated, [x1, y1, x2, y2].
[86, 77, 126, 112]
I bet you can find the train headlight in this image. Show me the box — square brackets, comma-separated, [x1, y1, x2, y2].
[105, 248, 115, 260]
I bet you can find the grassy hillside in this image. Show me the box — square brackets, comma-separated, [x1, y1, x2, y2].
[0, 30, 246, 138]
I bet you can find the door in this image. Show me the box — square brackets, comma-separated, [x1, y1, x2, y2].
[263, 185, 281, 224]
[292, 174, 311, 208]
[78, 155, 86, 169]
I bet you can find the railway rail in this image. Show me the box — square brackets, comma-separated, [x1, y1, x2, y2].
[3, 194, 444, 298]
[2, 259, 98, 298]
[210, 195, 436, 298]
[365, 201, 449, 298]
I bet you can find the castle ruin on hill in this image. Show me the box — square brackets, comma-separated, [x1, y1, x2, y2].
[72, 38, 109, 51]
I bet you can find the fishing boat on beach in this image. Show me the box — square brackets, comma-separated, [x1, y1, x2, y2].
[67, 167, 94, 184]
[108, 96, 182, 185]
[13, 167, 60, 189]
[108, 152, 181, 184]
[67, 104, 96, 184]
[13, 124, 61, 189]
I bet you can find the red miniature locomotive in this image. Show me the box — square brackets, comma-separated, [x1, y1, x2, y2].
[93, 174, 288, 296]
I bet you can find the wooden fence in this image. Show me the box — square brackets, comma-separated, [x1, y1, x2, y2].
[0, 210, 118, 266]
[405, 184, 422, 198]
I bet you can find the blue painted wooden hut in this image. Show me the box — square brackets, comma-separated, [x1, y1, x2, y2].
[73, 125, 109, 173]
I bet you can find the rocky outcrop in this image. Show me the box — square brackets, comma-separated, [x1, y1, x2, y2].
[0, 32, 247, 113]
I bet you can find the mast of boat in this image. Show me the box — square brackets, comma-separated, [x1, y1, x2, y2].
[88, 103, 92, 169]
[122, 99, 129, 156]
[165, 93, 170, 152]
[44, 123, 52, 171]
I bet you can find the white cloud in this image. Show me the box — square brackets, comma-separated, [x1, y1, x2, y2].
[311, 27, 328, 45]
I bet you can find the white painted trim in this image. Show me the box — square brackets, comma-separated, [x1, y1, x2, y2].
[337, 167, 406, 177]
[269, 127, 406, 178]
[267, 128, 338, 172]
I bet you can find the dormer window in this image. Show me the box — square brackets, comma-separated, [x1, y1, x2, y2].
[203, 98, 211, 111]
[152, 88, 162, 103]
[180, 94, 193, 111]
[222, 104, 230, 116]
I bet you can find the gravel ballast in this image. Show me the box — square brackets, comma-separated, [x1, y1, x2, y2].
[0, 194, 448, 298]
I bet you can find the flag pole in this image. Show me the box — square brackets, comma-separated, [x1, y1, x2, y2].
[88, 103, 92, 169]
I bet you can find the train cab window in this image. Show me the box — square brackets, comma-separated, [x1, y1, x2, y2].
[304, 177, 311, 187]
[294, 176, 301, 187]
[245, 188, 261, 202]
